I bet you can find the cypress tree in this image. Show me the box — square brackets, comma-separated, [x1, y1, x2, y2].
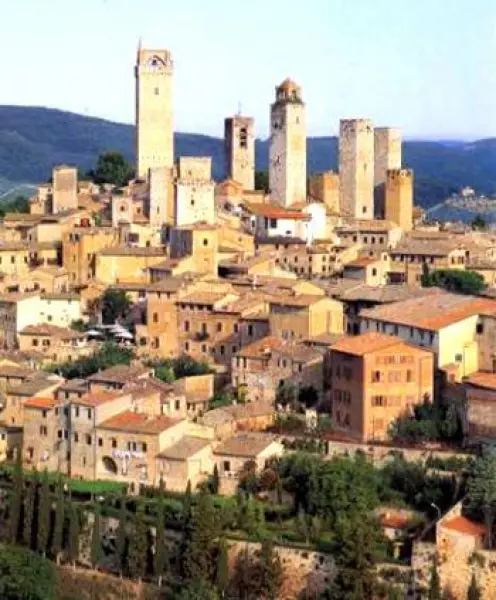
[183, 480, 193, 523]
[428, 558, 442, 600]
[36, 470, 50, 556]
[127, 502, 148, 581]
[212, 464, 220, 494]
[467, 572, 482, 600]
[90, 503, 102, 569]
[22, 473, 37, 549]
[115, 494, 127, 575]
[154, 495, 168, 587]
[51, 479, 65, 564]
[9, 451, 24, 543]
[215, 537, 229, 597]
[67, 502, 80, 567]
[183, 488, 218, 586]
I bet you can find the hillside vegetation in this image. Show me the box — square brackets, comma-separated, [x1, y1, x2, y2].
[1, 105, 495, 208]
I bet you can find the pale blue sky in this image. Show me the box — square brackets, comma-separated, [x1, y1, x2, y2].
[1, 0, 495, 139]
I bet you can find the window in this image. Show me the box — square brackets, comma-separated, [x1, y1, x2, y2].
[32, 339, 39, 347]
[185, 342, 190, 352]
[233, 323, 239, 334]
[39, 425, 47, 436]
[153, 312, 158, 323]
[476, 323, 484, 335]
[372, 268, 377, 276]
[203, 238, 209, 247]
[270, 218, 277, 228]
[74, 432, 79, 443]
[57, 430, 62, 439]
[42, 410, 47, 419]
[217, 322, 222, 333]
[372, 370, 382, 383]
[372, 395, 385, 407]
[154, 87, 159, 95]
[87, 408, 92, 420]
[201, 344, 207, 353]
[111, 438, 117, 448]
[220, 345, 225, 356]
[248, 324, 254, 337]
[98, 437, 103, 447]
[184, 320, 190, 332]
[142, 442, 148, 453]
[223, 460, 231, 472]
[406, 370, 413, 383]
[86, 434, 92, 445]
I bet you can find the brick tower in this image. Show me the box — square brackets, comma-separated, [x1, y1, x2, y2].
[135, 47, 174, 179]
[385, 169, 413, 231]
[374, 127, 402, 218]
[224, 115, 255, 190]
[269, 78, 307, 207]
[339, 119, 374, 219]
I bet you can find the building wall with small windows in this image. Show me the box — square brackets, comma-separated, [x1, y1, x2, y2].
[330, 340, 433, 441]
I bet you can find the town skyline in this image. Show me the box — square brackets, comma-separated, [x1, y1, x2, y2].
[2, 0, 495, 140]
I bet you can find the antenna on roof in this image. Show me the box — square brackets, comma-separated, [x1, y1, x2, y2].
[237, 101, 242, 116]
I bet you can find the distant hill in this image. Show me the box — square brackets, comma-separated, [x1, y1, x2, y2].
[1, 105, 496, 208]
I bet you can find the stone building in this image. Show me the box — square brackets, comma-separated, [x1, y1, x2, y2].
[269, 79, 307, 208]
[329, 332, 434, 441]
[135, 48, 174, 179]
[224, 115, 255, 191]
[148, 166, 174, 227]
[463, 371, 496, 443]
[52, 165, 78, 214]
[174, 157, 215, 226]
[374, 127, 401, 217]
[339, 119, 374, 219]
[308, 171, 340, 213]
[385, 169, 413, 232]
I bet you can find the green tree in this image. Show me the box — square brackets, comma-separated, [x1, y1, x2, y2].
[127, 502, 149, 581]
[255, 171, 269, 193]
[183, 489, 219, 586]
[23, 475, 37, 549]
[49, 342, 135, 379]
[257, 540, 283, 600]
[51, 480, 65, 564]
[91, 151, 134, 187]
[177, 581, 220, 600]
[215, 537, 229, 597]
[36, 470, 50, 556]
[69, 319, 86, 333]
[299, 385, 319, 409]
[154, 495, 168, 587]
[472, 215, 487, 231]
[331, 514, 384, 600]
[229, 546, 257, 600]
[115, 495, 128, 574]
[9, 452, 24, 543]
[0, 544, 56, 600]
[211, 464, 220, 495]
[467, 571, 482, 600]
[467, 452, 496, 549]
[67, 502, 80, 567]
[0, 195, 29, 218]
[101, 289, 132, 325]
[90, 504, 102, 569]
[428, 558, 442, 600]
[421, 268, 486, 295]
[421, 260, 431, 287]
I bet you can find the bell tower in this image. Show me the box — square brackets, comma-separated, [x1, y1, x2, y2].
[135, 47, 174, 179]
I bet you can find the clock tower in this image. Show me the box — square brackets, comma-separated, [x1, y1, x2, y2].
[269, 78, 307, 208]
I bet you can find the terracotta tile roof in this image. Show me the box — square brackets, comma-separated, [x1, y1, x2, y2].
[390, 241, 463, 256]
[361, 293, 496, 331]
[98, 245, 166, 257]
[331, 332, 413, 356]
[245, 202, 309, 220]
[214, 432, 279, 458]
[156, 436, 210, 460]
[345, 257, 380, 268]
[177, 291, 229, 306]
[268, 294, 325, 308]
[236, 336, 283, 359]
[336, 219, 397, 232]
[464, 371, 496, 392]
[442, 516, 485, 537]
[88, 364, 151, 384]
[0, 365, 33, 379]
[73, 390, 121, 407]
[98, 411, 181, 434]
[20, 324, 84, 339]
[41, 293, 80, 301]
[24, 396, 58, 410]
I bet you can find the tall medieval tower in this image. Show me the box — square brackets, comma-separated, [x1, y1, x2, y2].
[339, 119, 374, 219]
[269, 79, 307, 208]
[374, 127, 401, 218]
[135, 47, 174, 180]
[385, 168, 413, 231]
[224, 115, 255, 190]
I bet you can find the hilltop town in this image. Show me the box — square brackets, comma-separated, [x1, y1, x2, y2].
[1, 46, 496, 599]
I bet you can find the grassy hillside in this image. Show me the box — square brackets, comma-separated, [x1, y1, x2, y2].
[1, 105, 495, 208]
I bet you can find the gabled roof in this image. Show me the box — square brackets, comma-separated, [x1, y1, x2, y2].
[214, 432, 279, 458]
[98, 411, 181, 435]
[331, 332, 412, 356]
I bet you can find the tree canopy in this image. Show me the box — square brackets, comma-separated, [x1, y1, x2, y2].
[89, 151, 135, 188]
[0, 544, 56, 600]
[101, 289, 132, 325]
[421, 268, 486, 295]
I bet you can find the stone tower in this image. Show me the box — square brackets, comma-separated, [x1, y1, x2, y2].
[308, 171, 340, 214]
[135, 47, 174, 180]
[269, 79, 307, 208]
[52, 165, 78, 214]
[148, 166, 174, 227]
[224, 115, 255, 190]
[339, 119, 374, 219]
[374, 127, 402, 218]
[385, 169, 413, 231]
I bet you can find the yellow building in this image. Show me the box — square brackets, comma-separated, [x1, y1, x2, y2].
[95, 246, 166, 285]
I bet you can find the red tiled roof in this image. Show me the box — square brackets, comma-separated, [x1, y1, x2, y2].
[73, 390, 121, 407]
[442, 516, 485, 537]
[465, 371, 496, 392]
[331, 332, 407, 356]
[24, 397, 58, 410]
[98, 410, 181, 434]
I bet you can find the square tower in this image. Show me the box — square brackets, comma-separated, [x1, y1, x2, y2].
[308, 171, 340, 214]
[374, 127, 402, 218]
[135, 48, 174, 180]
[224, 115, 255, 190]
[174, 157, 215, 227]
[52, 165, 78, 214]
[385, 169, 413, 231]
[149, 166, 174, 227]
[269, 79, 307, 208]
[339, 119, 374, 219]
